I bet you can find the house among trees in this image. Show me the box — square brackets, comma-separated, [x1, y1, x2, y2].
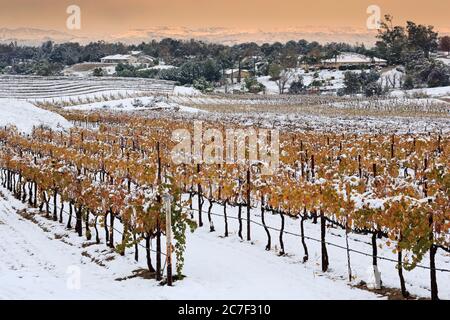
[322, 52, 387, 68]
[224, 68, 251, 83]
[101, 54, 136, 64]
[64, 51, 157, 77]
[100, 51, 156, 68]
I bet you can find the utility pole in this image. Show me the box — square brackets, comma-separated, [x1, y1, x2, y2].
[163, 192, 173, 286]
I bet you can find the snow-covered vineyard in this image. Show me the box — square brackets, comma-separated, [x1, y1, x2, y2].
[1, 75, 448, 117]
[2, 0, 450, 308]
[0, 76, 449, 300]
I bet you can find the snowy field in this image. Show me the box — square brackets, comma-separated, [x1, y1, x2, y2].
[0, 188, 448, 300]
[51, 95, 449, 134]
[0, 99, 72, 134]
[63, 96, 202, 113]
[391, 86, 450, 98]
[256, 66, 402, 94]
[257, 68, 351, 94]
[0, 188, 380, 300]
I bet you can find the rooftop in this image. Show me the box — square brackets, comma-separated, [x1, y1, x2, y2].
[101, 54, 133, 60]
[323, 52, 386, 64]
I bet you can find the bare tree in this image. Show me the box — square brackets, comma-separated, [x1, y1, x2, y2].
[269, 63, 295, 94]
[276, 69, 295, 94]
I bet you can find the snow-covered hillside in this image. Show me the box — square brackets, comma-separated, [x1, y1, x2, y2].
[1, 186, 448, 300]
[64, 97, 202, 113]
[257, 69, 353, 94]
[0, 99, 72, 134]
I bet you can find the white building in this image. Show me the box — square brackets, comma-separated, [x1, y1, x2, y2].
[100, 51, 156, 67]
[100, 54, 137, 64]
[322, 52, 387, 67]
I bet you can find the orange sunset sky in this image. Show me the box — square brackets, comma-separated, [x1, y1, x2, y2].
[0, 0, 448, 42]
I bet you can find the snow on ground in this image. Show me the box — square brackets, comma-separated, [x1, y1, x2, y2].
[176, 105, 203, 113]
[379, 67, 405, 89]
[322, 52, 386, 64]
[0, 99, 72, 134]
[257, 69, 350, 94]
[257, 76, 280, 94]
[32, 90, 144, 104]
[214, 82, 246, 94]
[174, 86, 202, 96]
[330, 97, 449, 110]
[63, 63, 117, 77]
[0, 75, 175, 101]
[391, 86, 450, 98]
[437, 57, 450, 66]
[1, 183, 449, 300]
[0, 187, 381, 300]
[186, 196, 449, 300]
[171, 108, 450, 134]
[64, 96, 203, 113]
[150, 65, 177, 70]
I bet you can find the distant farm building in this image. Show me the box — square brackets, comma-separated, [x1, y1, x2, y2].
[101, 54, 136, 64]
[224, 69, 251, 83]
[322, 52, 387, 68]
[101, 51, 156, 68]
[65, 52, 157, 77]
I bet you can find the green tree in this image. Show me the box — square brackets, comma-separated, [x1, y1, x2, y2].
[376, 15, 408, 65]
[426, 63, 450, 88]
[193, 77, 214, 93]
[268, 63, 282, 81]
[201, 59, 221, 82]
[288, 76, 305, 94]
[92, 68, 104, 77]
[244, 77, 265, 94]
[403, 75, 415, 89]
[439, 36, 450, 55]
[342, 71, 361, 95]
[406, 21, 438, 58]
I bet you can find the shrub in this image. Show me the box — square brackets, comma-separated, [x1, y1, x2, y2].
[403, 75, 415, 90]
[427, 65, 450, 87]
[244, 77, 265, 94]
[364, 82, 384, 97]
[289, 76, 306, 94]
[92, 68, 104, 77]
[193, 78, 214, 93]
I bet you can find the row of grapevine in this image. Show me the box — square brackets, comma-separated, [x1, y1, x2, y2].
[0, 112, 448, 298]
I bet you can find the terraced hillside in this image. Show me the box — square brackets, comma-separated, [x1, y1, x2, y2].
[0, 75, 175, 101]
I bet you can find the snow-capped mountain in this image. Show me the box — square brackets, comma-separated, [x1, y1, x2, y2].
[2, 26, 449, 46]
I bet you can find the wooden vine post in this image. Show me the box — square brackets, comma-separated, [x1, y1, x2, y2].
[163, 192, 173, 286]
[246, 167, 251, 241]
[197, 163, 203, 227]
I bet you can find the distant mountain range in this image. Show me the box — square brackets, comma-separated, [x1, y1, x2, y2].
[109, 26, 381, 45]
[1, 26, 449, 46]
[0, 28, 87, 45]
